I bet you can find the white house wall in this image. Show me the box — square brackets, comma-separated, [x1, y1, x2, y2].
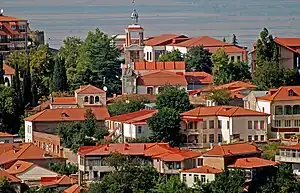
[17, 165, 58, 181]
[25, 121, 33, 142]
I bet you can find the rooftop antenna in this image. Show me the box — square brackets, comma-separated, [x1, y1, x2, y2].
[131, 0, 139, 24]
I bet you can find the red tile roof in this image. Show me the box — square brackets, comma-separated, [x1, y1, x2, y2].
[63, 184, 84, 193]
[203, 143, 261, 157]
[33, 131, 61, 146]
[0, 170, 21, 183]
[75, 85, 105, 94]
[182, 165, 222, 174]
[258, 86, 300, 101]
[152, 150, 201, 161]
[185, 72, 213, 85]
[6, 160, 34, 175]
[41, 175, 77, 187]
[134, 61, 185, 71]
[24, 107, 110, 122]
[0, 143, 59, 165]
[52, 97, 77, 105]
[107, 110, 156, 123]
[0, 15, 26, 22]
[173, 36, 228, 48]
[0, 144, 16, 155]
[0, 132, 13, 137]
[144, 34, 187, 46]
[3, 64, 15, 75]
[279, 143, 300, 150]
[227, 157, 276, 169]
[181, 106, 268, 117]
[274, 37, 300, 53]
[137, 70, 188, 86]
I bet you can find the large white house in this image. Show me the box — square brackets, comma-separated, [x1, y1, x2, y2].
[180, 106, 269, 149]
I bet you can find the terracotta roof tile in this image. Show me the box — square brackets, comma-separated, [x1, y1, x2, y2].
[3, 64, 15, 75]
[107, 110, 156, 122]
[144, 34, 187, 46]
[227, 157, 276, 168]
[0, 132, 13, 137]
[181, 106, 268, 117]
[0, 15, 26, 22]
[134, 61, 185, 71]
[258, 86, 300, 101]
[182, 165, 222, 174]
[41, 175, 77, 187]
[185, 72, 213, 84]
[152, 150, 201, 161]
[203, 143, 261, 157]
[137, 70, 188, 86]
[0, 169, 21, 183]
[279, 143, 300, 150]
[0, 144, 16, 155]
[52, 97, 77, 105]
[75, 85, 105, 94]
[173, 36, 228, 48]
[63, 184, 84, 193]
[24, 107, 110, 122]
[5, 160, 34, 175]
[274, 37, 300, 53]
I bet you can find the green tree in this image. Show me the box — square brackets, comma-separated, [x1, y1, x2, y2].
[0, 177, 16, 193]
[49, 162, 78, 175]
[25, 186, 59, 193]
[185, 45, 213, 73]
[232, 34, 238, 45]
[148, 107, 181, 146]
[89, 153, 159, 193]
[0, 54, 4, 85]
[207, 89, 232, 105]
[108, 96, 150, 116]
[261, 142, 281, 160]
[212, 48, 230, 85]
[223, 37, 226, 42]
[50, 57, 68, 92]
[155, 175, 192, 193]
[158, 49, 183, 62]
[156, 86, 191, 113]
[75, 28, 121, 96]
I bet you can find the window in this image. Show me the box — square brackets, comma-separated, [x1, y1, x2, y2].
[137, 126, 142, 134]
[237, 56, 241, 62]
[90, 96, 94, 104]
[203, 134, 207, 143]
[285, 105, 292, 115]
[254, 121, 258, 129]
[4, 140, 9, 143]
[209, 120, 214, 129]
[295, 120, 300, 127]
[288, 90, 295, 96]
[254, 135, 258, 141]
[227, 121, 230, 129]
[261, 135, 265, 141]
[275, 120, 281, 127]
[19, 25, 25, 30]
[188, 122, 193, 130]
[0, 26, 2, 30]
[11, 25, 16, 30]
[84, 96, 88, 103]
[147, 87, 153, 94]
[275, 105, 283, 115]
[182, 174, 186, 182]
[95, 96, 100, 103]
[218, 134, 222, 143]
[158, 87, 163, 93]
[293, 105, 300, 114]
[201, 175, 206, 183]
[260, 121, 265, 130]
[203, 121, 207, 129]
[209, 134, 214, 143]
[231, 56, 235, 62]
[285, 120, 291, 127]
[149, 52, 152, 61]
[248, 121, 252, 129]
[232, 134, 240, 140]
[194, 174, 199, 183]
[217, 120, 222, 129]
[248, 135, 252, 142]
[262, 107, 265, 112]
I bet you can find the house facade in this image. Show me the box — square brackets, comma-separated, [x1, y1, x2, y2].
[0, 132, 14, 143]
[3, 63, 15, 86]
[180, 106, 269, 149]
[275, 143, 300, 175]
[256, 86, 300, 138]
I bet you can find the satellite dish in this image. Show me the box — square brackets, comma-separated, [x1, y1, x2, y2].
[103, 86, 108, 91]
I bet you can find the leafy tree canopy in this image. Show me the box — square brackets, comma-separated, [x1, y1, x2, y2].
[49, 162, 78, 176]
[0, 177, 16, 193]
[158, 49, 184, 62]
[154, 175, 192, 193]
[207, 89, 232, 105]
[50, 56, 68, 93]
[185, 45, 213, 73]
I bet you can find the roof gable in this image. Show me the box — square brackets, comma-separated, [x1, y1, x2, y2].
[203, 143, 261, 157]
[182, 165, 222, 174]
[75, 85, 105, 94]
[0, 170, 21, 183]
[107, 110, 156, 122]
[227, 157, 276, 168]
[258, 86, 300, 101]
[3, 64, 15, 75]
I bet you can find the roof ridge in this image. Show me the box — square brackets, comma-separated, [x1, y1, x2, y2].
[271, 86, 283, 100]
[230, 106, 240, 117]
[16, 143, 33, 159]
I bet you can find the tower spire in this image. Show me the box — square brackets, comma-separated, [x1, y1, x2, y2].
[131, 0, 139, 24]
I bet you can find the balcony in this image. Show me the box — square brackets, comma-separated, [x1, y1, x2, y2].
[275, 155, 300, 163]
[182, 129, 201, 135]
[10, 38, 25, 42]
[183, 143, 203, 149]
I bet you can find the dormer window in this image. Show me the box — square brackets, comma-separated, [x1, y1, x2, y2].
[61, 112, 69, 118]
[288, 89, 296, 96]
[11, 25, 16, 30]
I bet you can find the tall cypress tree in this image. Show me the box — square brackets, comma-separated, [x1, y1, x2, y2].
[12, 63, 23, 112]
[0, 54, 4, 85]
[22, 55, 32, 108]
[51, 57, 68, 92]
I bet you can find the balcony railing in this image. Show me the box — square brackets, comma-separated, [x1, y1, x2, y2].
[0, 38, 26, 43]
[275, 155, 300, 163]
[183, 143, 203, 149]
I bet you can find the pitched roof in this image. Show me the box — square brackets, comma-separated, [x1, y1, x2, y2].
[258, 86, 300, 101]
[0, 132, 13, 137]
[173, 36, 228, 48]
[0, 143, 58, 165]
[41, 175, 77, 187]
[152, 150, 201, 161]
[0, 170, 21, 183]
[181, 106, 268, 117]
[24, 107, 110, 122]
[274, 37, 300, 53]
[213, 81, 256, 90]
[279, 143, 300, 150]
[182, 165, 222, 174]
[75, 85, 105, 94]
[63, 184, 84, 193]
[203, 143, 261, 157]
[3, 64, 15, 75]
[0, 144, 16, 155]
[134, 61, 185, 71]
[0, 15, 26, 22]
[5, 160, 34, 175]
[185, 72, 213, 85]
[137, 70, 188, 86]
[107, 110, 156, 122]
[52, 97, 77, 105]
[227, 157, 277, 169]
[144, 34, 187, 46]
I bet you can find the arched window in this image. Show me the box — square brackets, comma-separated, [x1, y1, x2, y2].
[84, 96, 88, 103]
[285, 105, 292, 115]
[4, 77, 10, 86]
[275, 106, 283, 115]
[90, 96, 94, 104]
[95, 96, 100, 103]
[293, 105, 300, 114]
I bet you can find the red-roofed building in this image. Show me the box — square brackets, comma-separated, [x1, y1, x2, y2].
[185, 72, 213, 91]
[276, 143, 300, 175]
[180, 106, 269, 149]
[41, 175, 77, 192]
[106, 110, 157, 142]
[0, 169, 22, 193]
[0, 131, 14, 143]
[62, 184, 84, 193]
[77, 143, 201, 183]
[180, 165, 222, 187]
[3, 63, 15, 86]
[256, 86, 300, 138]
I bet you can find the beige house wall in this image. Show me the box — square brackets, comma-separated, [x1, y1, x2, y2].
[203, 157, 225, 170]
